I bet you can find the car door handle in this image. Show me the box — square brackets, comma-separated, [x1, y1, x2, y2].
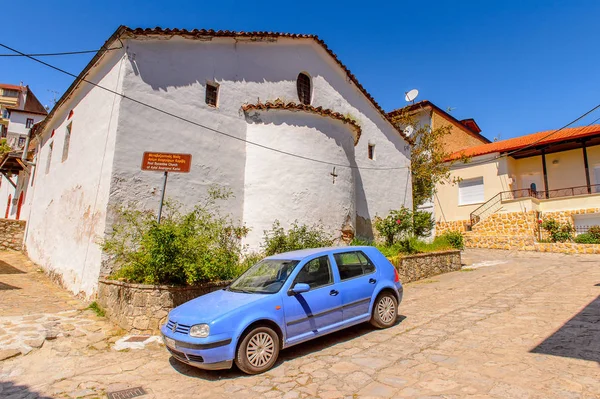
[330, 290, 339, 296]
[369, 278, 377, 284]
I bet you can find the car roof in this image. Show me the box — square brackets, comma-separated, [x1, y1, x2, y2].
[265, 246, 375, 261]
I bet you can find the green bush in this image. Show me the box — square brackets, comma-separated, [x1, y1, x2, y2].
[587, 225, 600, 240]
[439, 230, 464, 250]
[413, 210, 434, 238]
[541, 218, 574, 243]
[103, 188, 248, 285]
[262, 220, 333, 256]
[574, 233, 600, 244]
[374, 207, 413, 246]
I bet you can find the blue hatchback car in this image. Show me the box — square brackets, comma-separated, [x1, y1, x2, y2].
[161, 246, 403, 374]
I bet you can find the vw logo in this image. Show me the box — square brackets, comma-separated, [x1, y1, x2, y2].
[172, 322, 177, 333]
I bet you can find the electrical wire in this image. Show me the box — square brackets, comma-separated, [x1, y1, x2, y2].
[0, 42, 410, 171]
[0, 40, 124, 57]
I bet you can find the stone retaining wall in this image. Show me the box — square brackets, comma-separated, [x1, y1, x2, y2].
[534, 242, 600, 254]
[97, 279, 230, 334]
[436, 220, 469, 235]
[465, 235, 536, 251]
[0, 219, 26, 251]
[390, 250, 462, 283]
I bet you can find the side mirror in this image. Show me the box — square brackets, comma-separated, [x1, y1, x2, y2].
[290, 283, 310, 295]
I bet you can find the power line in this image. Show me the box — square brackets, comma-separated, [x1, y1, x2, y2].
[0, 41, 124, 57]
[463, 105, 600, 167]
[0, 42, 409, 171]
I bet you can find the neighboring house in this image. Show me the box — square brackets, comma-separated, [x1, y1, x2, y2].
[23, 26, 413, 297]
[388, 100, 490, 238]
[0, 84, 46, 222]
[5, 86, 47, 149]
[435, 125, 600, 246]
[0, 150, 31, 221]
[0, 84, 22, 138]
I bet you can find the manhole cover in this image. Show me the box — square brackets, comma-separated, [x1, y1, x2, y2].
[107, 387, 147, 399]
[124, 336, 150, 343]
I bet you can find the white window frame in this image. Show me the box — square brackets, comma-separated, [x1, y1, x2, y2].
[458, 177, 485, 206]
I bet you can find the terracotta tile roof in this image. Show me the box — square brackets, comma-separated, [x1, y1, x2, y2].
[446, 124, 600, 161]
[242, 101, 361, 145]
[125, 27, 409, 143]
[0, 83, 24, 92]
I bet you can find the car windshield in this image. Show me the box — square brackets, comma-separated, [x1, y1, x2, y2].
[229, 259, 300, 294]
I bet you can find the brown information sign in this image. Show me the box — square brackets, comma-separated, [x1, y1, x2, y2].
[141, 152, 192, 173]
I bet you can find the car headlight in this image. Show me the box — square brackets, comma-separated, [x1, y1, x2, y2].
[189, 324, 210, 338]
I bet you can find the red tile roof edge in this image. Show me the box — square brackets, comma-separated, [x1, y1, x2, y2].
[445, 125, 600, 161]
[242, 101, 362, 145]
[0, 83, 24, 92]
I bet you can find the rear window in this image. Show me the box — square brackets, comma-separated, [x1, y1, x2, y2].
[334, 251, 375, 280]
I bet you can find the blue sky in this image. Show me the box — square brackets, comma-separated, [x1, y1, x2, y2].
[2, 0, 599, 141]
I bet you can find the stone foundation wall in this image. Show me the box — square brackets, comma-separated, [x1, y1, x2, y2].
[471, 211, 538, 237]
[465, 234, 536, 251]
[542, 208, 600, 225]
[535, 242, 600, 254]
[0, 219, 26, 251]
[97, 279, 230, 334]
[436, 220, 469, 235]
[390, 250, 462, 283]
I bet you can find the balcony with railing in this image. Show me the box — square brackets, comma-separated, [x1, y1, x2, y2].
[470, 183, 600, 226]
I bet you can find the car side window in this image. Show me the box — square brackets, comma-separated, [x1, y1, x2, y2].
[334, 251, 376, 280]
[294, 256, 332, 289]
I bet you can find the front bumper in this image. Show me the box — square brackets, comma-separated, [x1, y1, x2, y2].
[161, 326, 234, 370]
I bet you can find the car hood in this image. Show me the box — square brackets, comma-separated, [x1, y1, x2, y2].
[168, 288, 269, 325]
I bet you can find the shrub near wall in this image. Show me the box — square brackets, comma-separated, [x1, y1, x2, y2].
[97, 279, 230, 334]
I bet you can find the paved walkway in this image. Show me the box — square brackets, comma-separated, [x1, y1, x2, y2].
[0, 251, 118, 361]
[1, 249, 600, 398]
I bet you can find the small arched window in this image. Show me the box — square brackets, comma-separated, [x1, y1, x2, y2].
[297, 73, 311, 105]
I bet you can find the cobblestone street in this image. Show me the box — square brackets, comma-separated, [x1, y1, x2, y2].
[1, 249, 599, 398]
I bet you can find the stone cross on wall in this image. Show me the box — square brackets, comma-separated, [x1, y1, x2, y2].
[330, 167, 338, 184]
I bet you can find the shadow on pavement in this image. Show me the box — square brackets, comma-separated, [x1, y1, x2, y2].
[0, 281, 20, 290]
[170, 315, 407, 380]
[0, 381, 53, 398]
[530, 295, 600, 364]
[0, 260, 25, 274]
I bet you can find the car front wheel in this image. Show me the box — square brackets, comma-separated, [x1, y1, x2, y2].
[235, 326, 280, 374]
[370, 292, 398, 328]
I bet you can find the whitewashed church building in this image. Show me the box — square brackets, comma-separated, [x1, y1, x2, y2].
[23, 26, 412, 297]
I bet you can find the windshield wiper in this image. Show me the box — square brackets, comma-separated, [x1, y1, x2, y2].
[229, 287, 255, 294]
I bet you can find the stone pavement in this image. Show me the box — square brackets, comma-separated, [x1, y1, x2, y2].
[1, 249, 600, 398]
[0, 251, 119, 361]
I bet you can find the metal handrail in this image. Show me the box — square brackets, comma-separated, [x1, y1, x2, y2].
[469, 183, 600, 226]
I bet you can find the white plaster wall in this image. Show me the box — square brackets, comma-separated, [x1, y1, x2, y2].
[112, 36, 411, 243]
[24, 50, 126, 297]
[0, 174, 15, 219]
[243, 110, 356, 250]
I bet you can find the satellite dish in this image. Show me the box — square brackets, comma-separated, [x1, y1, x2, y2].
[404, 125, 415, 136]
[405, 89, 419, 103]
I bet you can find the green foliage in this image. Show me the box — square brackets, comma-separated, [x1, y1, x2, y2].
[352, 235, 452, 258]
[438, 230, 464, 250]
[389, 112, 470, 209]
[541, 218, 574, 243]
[374, 207, 412, 246]
[574, 233, 600, 244]
[87, 301, 106, 317]
[262, 220, 333, 256]
[0, 139, 11, 158]
[103, 188, 249, 285]
[413, 210, 434, 238]
[587, 225, 600, 240]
